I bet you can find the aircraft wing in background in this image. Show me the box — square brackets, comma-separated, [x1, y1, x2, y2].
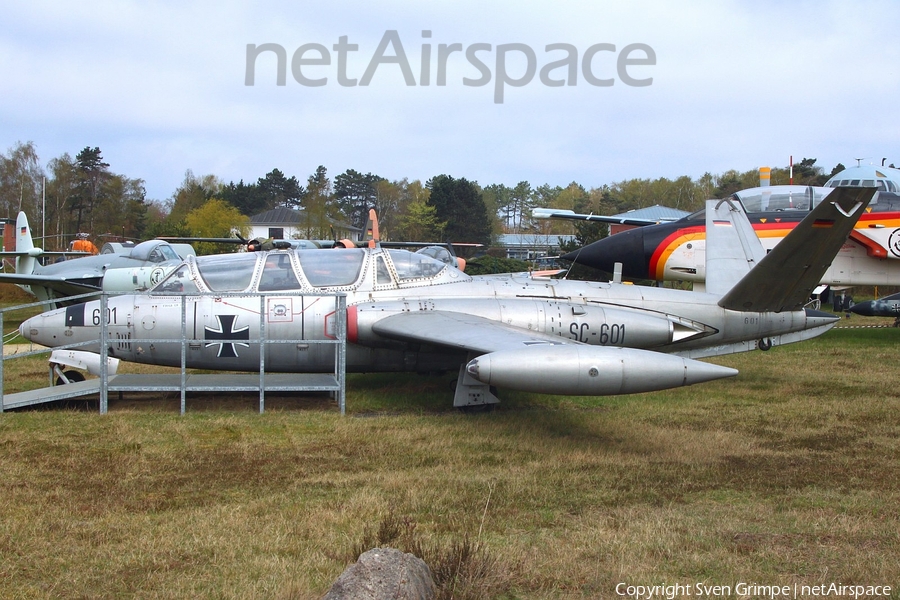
[0, 273, 102, 298]
[532, 208, 674, 227]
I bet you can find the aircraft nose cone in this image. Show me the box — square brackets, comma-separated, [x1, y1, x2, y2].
[19, 309, 69, 347]
[560, 228, 650, 278]
[848, 301, 876, 317]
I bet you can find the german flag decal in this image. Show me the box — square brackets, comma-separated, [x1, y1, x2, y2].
[812, 219, 835, 228]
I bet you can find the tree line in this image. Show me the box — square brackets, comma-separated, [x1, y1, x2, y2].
[0, 140, 847, 253]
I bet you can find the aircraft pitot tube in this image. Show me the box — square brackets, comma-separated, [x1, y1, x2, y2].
[465, 345, 738, 395]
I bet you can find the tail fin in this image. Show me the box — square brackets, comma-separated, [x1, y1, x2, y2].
[718, 186, 875, 313]
[15, 211, 37, 276]
[704, 197, 766, 296]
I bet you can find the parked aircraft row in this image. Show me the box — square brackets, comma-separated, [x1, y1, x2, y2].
[0, 211, 470, 307]
[536, 166, 900, 290]
[19, 187, 875, 408]
[0, 212, 195, 304]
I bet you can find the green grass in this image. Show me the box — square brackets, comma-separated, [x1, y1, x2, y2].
[0, 324, 899, 598]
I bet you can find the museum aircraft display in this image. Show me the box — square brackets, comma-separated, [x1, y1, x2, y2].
[0, 212, 195, 305]
[849, 292, 900, 324]
[536, 168, 900, 289]
[20, 187, 874, 409]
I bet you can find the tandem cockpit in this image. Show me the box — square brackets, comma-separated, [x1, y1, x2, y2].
[680, 184, 886, 222]
[151, 247, 469, 295]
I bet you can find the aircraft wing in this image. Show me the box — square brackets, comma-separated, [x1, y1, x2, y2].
[0, 273, 101, 296]
[0, 251, 89, 258]
[532, 208, 670, 227]
[370, 310, 574, 353]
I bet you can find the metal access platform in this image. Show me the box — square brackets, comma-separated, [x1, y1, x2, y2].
[1, 373, 343, 411]
[1, 292, 348, 414]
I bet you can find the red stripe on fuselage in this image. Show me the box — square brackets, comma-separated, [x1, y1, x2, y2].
[649, 225, 704, 280]
[347, 305, 358, 343]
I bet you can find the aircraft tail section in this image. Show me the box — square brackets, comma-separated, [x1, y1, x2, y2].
[718, 187, 875, 313]
[704, 198, 766, 297]
[15, 211, 37, 276]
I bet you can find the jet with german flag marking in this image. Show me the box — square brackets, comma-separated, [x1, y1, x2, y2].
[547, 183, 900, 290]
[20, 187, 874, 409]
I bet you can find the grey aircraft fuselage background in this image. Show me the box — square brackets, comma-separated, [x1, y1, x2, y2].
[0, 212, 194, 303]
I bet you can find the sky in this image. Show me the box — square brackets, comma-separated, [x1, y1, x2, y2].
[2, 0, 899, 203]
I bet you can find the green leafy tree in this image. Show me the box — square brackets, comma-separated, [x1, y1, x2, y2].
[387, 179, 435, 240]
[302, 165, 336, 239]
[334, 169, 384, 229]
[373, 179, 402, 238]
[792, 157, 823, 184]
[70, 147, 110, 232]
[712, 170, 746, 198]
[508, 180, 533, 232]
[257, 168, 305, 209]
[465, 255, 530, 275]
[220, 180, 269, 216]
[184, 198, 250, 254]
[396, 193, 444, 241]
[482, 183, 510, 229]
[92, 174, 148, 241]
[168, 170, 222, 224]
[0, 141, 44, 221]
[45, 153, 78, 250]
[426, 175, 492, 245]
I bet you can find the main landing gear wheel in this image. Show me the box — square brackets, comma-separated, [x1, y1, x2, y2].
[55, 370, 86, 385]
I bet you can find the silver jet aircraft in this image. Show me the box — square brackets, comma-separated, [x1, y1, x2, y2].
[20, 187, 874, 408]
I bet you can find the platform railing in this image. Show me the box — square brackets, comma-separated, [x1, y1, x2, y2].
[1, 291, 347, 415]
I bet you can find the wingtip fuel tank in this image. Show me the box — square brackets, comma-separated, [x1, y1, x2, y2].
[465, 345, 738, 396]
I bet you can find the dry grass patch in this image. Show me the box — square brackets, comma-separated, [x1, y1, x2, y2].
[0, 327, 898, 597]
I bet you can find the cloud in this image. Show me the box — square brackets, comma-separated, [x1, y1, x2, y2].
[2, 0, 899, 200]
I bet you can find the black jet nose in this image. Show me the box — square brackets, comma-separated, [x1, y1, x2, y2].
[561, 227, 651, 279]
[849, 293, 900, 317]
[849, 300, 876, 316]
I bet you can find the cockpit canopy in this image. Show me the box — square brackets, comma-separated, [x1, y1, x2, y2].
[152, 247, 462, 295]
[129, 240, 182, 263]
[684, 185, 838, 221]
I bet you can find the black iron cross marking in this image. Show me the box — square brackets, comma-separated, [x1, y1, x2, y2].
[204, 315, 250, 358]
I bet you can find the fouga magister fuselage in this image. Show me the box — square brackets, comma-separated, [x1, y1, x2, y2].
[20, 188, 874, 408]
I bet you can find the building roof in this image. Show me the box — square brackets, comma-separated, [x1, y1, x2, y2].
[250, 207, 304, 225]
[250, 207, 361, 233]
[611, 204, 690, 221]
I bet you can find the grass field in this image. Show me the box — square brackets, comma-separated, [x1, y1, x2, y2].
[0, 318, 899, 598]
